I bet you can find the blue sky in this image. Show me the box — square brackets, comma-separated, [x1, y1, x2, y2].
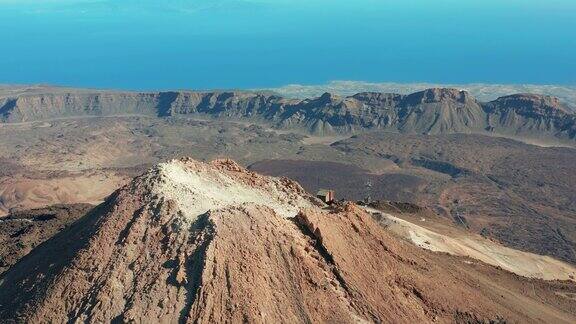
[1, 0, 575, 90]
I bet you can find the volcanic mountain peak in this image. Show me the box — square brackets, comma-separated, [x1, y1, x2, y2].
[2, 158, 576, 323]
[142, 158, 315, 221]
[405, 88, 474, 105]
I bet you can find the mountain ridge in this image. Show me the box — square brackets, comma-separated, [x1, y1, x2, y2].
[1, 87, 574, 142]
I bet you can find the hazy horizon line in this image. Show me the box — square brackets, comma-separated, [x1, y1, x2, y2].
[1, 80, 575, 92]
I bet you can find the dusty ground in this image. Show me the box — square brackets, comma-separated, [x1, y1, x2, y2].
[0, 171, 126, 216]
[1, 113, 576, 269]
[0, 115, 383, 216]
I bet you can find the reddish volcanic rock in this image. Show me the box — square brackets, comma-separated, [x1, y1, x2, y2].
[0, 158, 575, 323]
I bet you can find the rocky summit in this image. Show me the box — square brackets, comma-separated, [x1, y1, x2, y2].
[1, 158, 575, 323]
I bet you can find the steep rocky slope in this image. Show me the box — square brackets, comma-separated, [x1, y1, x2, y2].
[1, 87, 574, 142]
[1, 158, 576, 323]
[251, 133, 576, 264]
[484, 94, 576, 139]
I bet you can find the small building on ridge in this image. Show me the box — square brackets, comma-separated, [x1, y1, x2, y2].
[316, 189, 335, 204]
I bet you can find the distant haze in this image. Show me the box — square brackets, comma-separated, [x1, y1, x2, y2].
[266, 81, 576, 110]
[1, 0, 575, 89]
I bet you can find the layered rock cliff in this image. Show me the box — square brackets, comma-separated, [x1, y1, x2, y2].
[1, 87, 574, 141]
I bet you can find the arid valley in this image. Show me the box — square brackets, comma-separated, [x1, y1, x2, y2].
[3, 0, 576, 322]
[1, 85, 576, 322]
